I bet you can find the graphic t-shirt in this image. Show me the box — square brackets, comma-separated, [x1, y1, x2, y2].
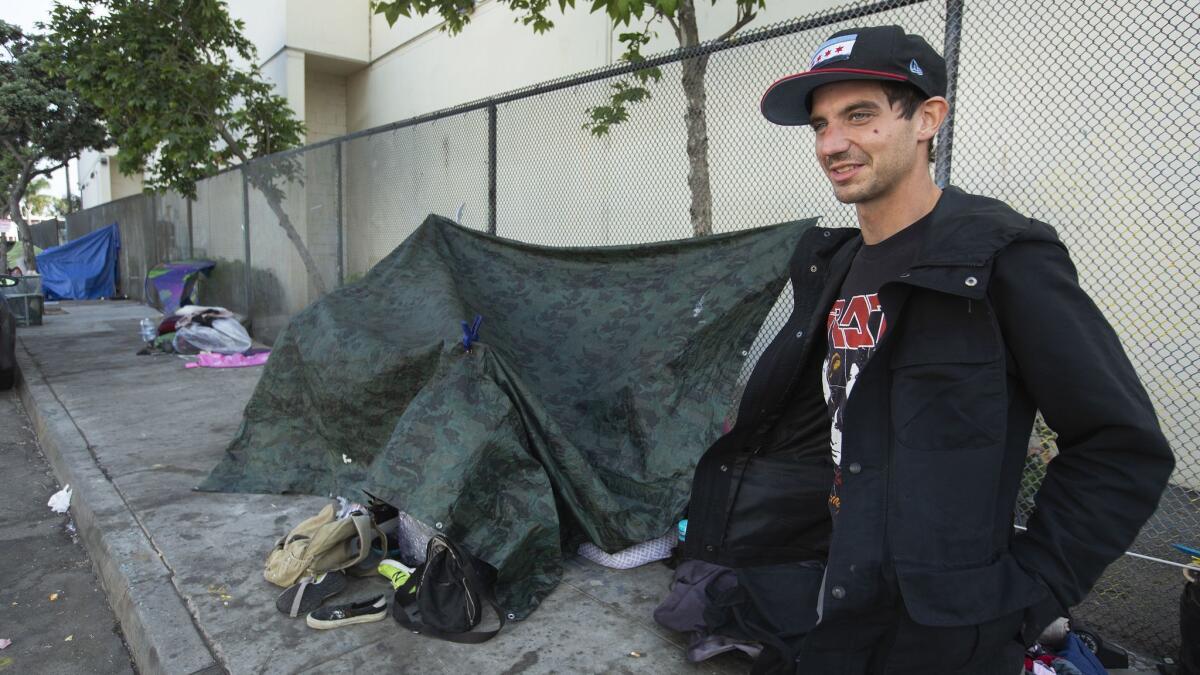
[823, 212, 931, 516]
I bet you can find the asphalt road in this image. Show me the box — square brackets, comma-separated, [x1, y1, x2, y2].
[0, 388, 135, 675]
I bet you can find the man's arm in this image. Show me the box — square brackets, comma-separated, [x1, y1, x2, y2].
[989, 234, 1175, 637]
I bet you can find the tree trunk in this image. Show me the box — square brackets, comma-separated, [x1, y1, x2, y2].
[678, 0, 714, 238]
[8, 160, 39, 274]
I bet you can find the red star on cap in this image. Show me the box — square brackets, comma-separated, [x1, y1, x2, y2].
[825, 49, 832, 56]
[835, 46, 844, 52]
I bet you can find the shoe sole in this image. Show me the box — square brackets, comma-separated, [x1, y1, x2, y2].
[305, 611, 387, 630]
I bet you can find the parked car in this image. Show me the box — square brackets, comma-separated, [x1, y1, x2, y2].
[0, 274, 18, 390]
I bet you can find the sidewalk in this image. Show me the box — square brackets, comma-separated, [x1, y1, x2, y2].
[14, 301, 742, 675]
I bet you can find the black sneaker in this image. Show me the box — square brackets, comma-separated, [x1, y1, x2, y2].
[305, 595, 389, 630]
[275, 572, 347, 618]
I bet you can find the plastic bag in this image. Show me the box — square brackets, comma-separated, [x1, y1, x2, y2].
[48, 484, 72, 513]
[173, 317, 252, 355]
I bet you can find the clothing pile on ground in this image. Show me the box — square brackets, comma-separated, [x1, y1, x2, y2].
[137, 304, 265, 361]
[1021, 620, 1116, 675]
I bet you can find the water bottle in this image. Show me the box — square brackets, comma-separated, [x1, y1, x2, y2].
[139, 318, 157, 343]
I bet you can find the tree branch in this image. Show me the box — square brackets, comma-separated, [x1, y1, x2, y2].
[664, 12, 681, 43]
[214, 121, 250, 165]
[29, 158, 68, 179]
[715, 7, 757, 43]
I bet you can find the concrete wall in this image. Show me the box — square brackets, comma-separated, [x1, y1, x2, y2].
[109, 164, 144, 201]
[78, 149, 110, 209]
[79, 149, 143, 210]
[229, 0, 288, 66]
[305, 71, 349, 143]
[286, 0, 370, 63]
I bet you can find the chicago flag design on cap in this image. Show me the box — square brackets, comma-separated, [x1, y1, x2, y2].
[809, 34, 857, 68]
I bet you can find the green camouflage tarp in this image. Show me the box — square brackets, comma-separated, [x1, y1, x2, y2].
[201, 214, 815, 617]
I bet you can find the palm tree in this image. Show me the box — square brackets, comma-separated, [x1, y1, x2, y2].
[22, 177, 54, 219]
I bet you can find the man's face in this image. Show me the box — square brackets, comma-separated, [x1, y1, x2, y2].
[809, 80, 924, 205]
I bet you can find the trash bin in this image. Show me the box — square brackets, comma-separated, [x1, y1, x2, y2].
[0, 274, 43, 327]
[3, 293, 44, 326]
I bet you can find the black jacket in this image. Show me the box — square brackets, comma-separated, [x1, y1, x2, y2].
[682, 187, 1174, 639]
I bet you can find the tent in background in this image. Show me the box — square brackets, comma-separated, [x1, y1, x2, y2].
[38, 223, 120, 300]
[146, 260, 216, 314]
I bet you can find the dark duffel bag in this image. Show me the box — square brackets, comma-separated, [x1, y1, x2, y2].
[392, 534, 506, 643]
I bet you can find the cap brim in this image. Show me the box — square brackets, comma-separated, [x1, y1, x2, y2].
[761, 68, 909, 126]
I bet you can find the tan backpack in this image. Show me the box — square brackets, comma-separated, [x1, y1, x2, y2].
[264, 503, 386, 587]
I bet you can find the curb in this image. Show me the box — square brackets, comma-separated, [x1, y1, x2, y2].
[15, 339, 223, 675]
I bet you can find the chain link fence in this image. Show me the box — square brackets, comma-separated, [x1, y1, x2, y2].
[59, 0, 1196, 659]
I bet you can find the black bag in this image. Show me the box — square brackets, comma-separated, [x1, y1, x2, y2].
[392, 534, 506, 643]
[1182, 577, 1200, 675]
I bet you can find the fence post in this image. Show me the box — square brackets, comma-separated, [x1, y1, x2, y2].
[241, 167, 253, 318]
[186, 196, 194, 259]
[335, 141, 344, 286]
[488, 102, 498, 235]
[934, 0, 964, 188]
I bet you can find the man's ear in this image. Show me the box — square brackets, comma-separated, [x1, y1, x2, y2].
[917, 96, 950, 142]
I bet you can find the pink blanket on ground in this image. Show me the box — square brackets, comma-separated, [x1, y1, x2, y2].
[185, 351, 271, 369]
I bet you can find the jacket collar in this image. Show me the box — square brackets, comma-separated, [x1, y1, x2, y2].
[908, 186, 1043, 269]
[820, 186, 1059, 299]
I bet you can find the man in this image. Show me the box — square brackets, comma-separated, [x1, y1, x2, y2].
[681, 25, 1174, 673]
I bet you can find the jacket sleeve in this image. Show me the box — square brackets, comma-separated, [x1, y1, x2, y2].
[989, 235, 1175, 637]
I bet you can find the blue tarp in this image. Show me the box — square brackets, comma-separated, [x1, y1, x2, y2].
[38, 223, 121, 300]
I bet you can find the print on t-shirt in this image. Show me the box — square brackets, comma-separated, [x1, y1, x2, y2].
[823, 293, 888, 515]
[824, 293, 888, 466]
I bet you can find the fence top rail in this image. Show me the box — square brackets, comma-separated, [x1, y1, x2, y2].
[67, 190, 155, 215]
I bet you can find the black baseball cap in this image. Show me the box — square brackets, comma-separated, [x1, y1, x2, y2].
[761, 25, 947, 126]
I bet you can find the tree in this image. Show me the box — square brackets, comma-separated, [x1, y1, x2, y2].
[0, 21, 107, 273]
[372, 0, 764, 237]
[46, 0, 330, 294]
[23, 178, 55, 219]
[51, 194, 82, 218]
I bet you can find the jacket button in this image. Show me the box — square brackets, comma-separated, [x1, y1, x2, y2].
[810, 265, 818, 273]
[831, 586, 846, 600]
[965, 276, 978, 287]
[848, 462, 862, 475]
[705, 545, 714, 552]
[795, 330, 803, 338]
[720, 464, 728, 472]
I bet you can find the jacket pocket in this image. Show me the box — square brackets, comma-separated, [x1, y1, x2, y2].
[721, 451, 832, 563]
[889, 293, 1006, 452]
[892, 357, 1005, 451]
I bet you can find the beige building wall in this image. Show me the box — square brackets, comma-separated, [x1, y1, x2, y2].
[348, 0, 848, 131]
[305, 70, 349, 143]
[79, 149, 144, 209]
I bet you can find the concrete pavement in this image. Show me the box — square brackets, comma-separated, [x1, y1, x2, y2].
[13, 301, 744, 675]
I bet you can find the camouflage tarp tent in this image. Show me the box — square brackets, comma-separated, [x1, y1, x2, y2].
[201, 214, 815, 617]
